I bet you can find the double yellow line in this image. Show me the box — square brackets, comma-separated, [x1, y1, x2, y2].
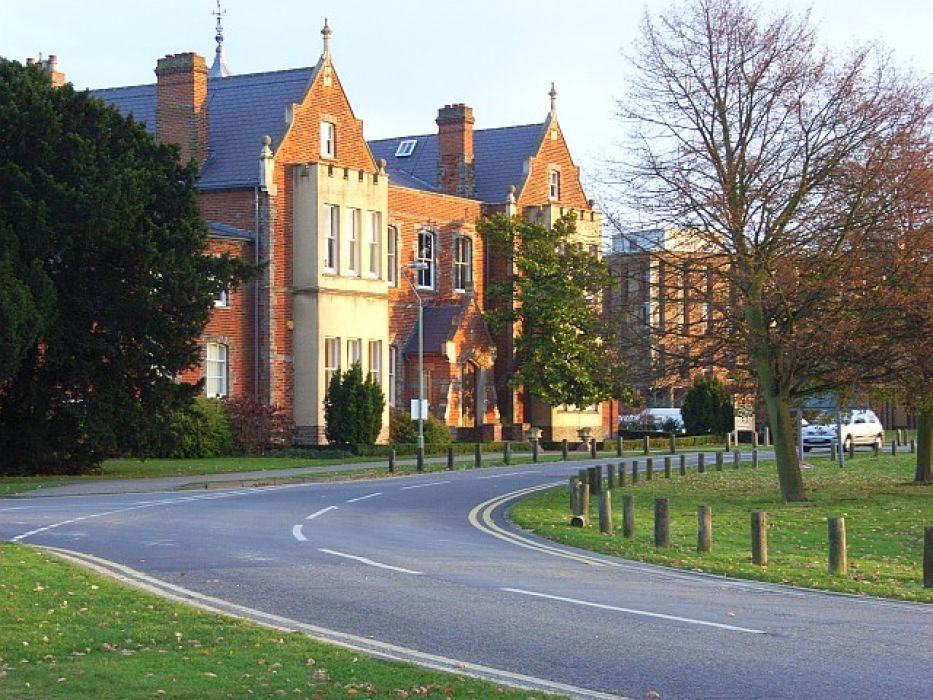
[467, 482, 607, 567]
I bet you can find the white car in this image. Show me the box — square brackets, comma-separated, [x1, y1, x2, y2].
[802, 409, 884, 452]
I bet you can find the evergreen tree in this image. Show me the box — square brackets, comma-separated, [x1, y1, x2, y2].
[0, 59, 248, 474]
[681, 375, 734, 435]
[324, 363, 385, 447]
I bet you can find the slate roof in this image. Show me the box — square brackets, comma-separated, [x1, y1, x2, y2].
[402, 304, 462, 356]
[368, 123, 545, 203]
[90, 67, 316, 190]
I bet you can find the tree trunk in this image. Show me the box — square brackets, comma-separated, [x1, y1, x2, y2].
[915, 403, 932, 484]
[755, 359, 807, 501]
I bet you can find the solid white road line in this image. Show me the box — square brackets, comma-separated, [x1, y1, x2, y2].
[477, 471, 541, 480]
[305, 506, 339, 520]
[38, 546, 628, 700]
[10, 486, 299, 542]
[400, 480, 450, 490]
[502, 587, 767, 634]
[292, 524, 307, 542]
[346, 492, 382, 503]
[318, 548, 423, 575]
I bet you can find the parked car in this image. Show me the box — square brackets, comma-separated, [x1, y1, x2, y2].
[620, 408, 686, 434]
[802, 409, 884, 452]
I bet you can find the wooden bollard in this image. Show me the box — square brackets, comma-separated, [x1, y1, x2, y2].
[475, 443, 482, 469]
[568, 476, 578, 512]
[646, 458, 654, 481]
[679, 453, 687, 476]
[447, 446, 455, 470]
[698, 452, 705, 473]
[618, 462, 627, 487]
[622, 494, 635, 538]
[607, 464, 616, 490]
[726, 432, 732, 450]
[872, 441, 879, 457]
[830, 442, 837, 461]
[592, 465, 603, 495]
[751, 510, 767, 566]
[732, 450, 740, 469]
[828, 517, 847, 575]
[631, 461, 639, 485]
[891, 439, 897, 456]
[654, 498, 670, 548]
[616, 434, 623, 457]
[642, 435, 650, 455]
[847, 439, 855, 460]
[715, 451, 724, 471]
[911, 439, 916, 454]
[561, 438, 569, 461]
[388, 448, 396, 473]
[531, 437, 539, 463]
[697, 505, 712, 553]
[763, 426, 770, 446]
[571, 482, 590, 527]
[590, 438, 597, 459]
[752, 431, 759, 449]
[669, 433, 676, 454]
[503, 441, 511, 465]
[598, 491, 613, 535]
[752, 449, 759, 469]
[578, 468, 588, 489]
[924, 526, 933, 589]
[664, 456, 672, 479]
[416, 447, 425, 472]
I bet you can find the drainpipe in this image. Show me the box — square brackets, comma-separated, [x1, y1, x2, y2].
[253, 184, 260, 399]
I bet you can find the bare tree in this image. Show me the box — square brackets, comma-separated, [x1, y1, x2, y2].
[608, 0, 931, 500]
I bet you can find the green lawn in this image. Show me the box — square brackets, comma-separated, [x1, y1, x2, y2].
[511, 453, 932, 602]
[0, 543, 563, 699]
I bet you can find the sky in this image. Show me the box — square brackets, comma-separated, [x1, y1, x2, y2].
[3, 0, 931, 198]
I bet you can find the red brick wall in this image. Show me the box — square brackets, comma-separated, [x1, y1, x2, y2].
[517, 121, 588, 210]
[178, 237, 255, 398]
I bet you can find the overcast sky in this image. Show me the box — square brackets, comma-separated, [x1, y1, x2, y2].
[4, 0, 930, 199]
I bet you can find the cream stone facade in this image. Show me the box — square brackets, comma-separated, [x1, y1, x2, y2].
[291, 162, 390, 443]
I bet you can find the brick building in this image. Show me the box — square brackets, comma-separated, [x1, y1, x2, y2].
[57, 19, 608, 443]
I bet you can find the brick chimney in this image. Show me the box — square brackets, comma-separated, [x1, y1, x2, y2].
[436, 103, 475, 198]
[26, 54, 66, 87]
[155, 53, 209, 166]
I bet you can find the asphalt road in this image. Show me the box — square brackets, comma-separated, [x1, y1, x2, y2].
[3, 458, 931, 699]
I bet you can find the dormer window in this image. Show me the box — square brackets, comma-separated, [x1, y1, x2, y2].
[395, 139, 417, 157]
[548, 169, 561, 201]
[321, 121, 336, 159]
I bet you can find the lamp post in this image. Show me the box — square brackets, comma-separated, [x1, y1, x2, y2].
[404, 262, 428, 469]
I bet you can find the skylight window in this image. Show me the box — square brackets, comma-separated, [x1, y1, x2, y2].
[395, 139, 417, 157]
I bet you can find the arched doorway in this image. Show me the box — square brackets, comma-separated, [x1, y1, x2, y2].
[461, 361, 478, 427]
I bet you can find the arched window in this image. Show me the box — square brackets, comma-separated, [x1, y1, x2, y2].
[417, 229, 435, 289]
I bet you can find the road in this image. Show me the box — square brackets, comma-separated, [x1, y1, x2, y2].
[2, 458, 931, 699]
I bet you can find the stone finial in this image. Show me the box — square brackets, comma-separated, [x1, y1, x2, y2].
[549, 82, 558, 118]
[321, 18, 333, 58]
[507, 184, 516, 204]
[377, 158, 387, 175]
[259, 135, 276, 195]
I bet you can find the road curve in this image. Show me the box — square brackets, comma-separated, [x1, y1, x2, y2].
[3, 460, 931, 699]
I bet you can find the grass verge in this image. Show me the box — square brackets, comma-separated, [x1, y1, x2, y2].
[510, 453, 932, 603]
[0, 542, 562, 699]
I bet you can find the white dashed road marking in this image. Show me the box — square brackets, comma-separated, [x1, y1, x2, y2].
[318, 548, 423, 575]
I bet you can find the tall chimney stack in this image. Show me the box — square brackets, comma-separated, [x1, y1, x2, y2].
[26, 54, 66, 87]
[155, 53, 209, 166]
[436, 103, 475, 198]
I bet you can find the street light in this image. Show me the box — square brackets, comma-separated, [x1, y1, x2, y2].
[403, 261, 428, 470]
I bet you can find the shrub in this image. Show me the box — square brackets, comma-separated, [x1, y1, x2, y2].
[324, 363, 385, 447]
[389, 407, 451, 447]
[681, 374, 734, 435]
[224, 397, 292, 455]
[145, 397, 234, 458]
